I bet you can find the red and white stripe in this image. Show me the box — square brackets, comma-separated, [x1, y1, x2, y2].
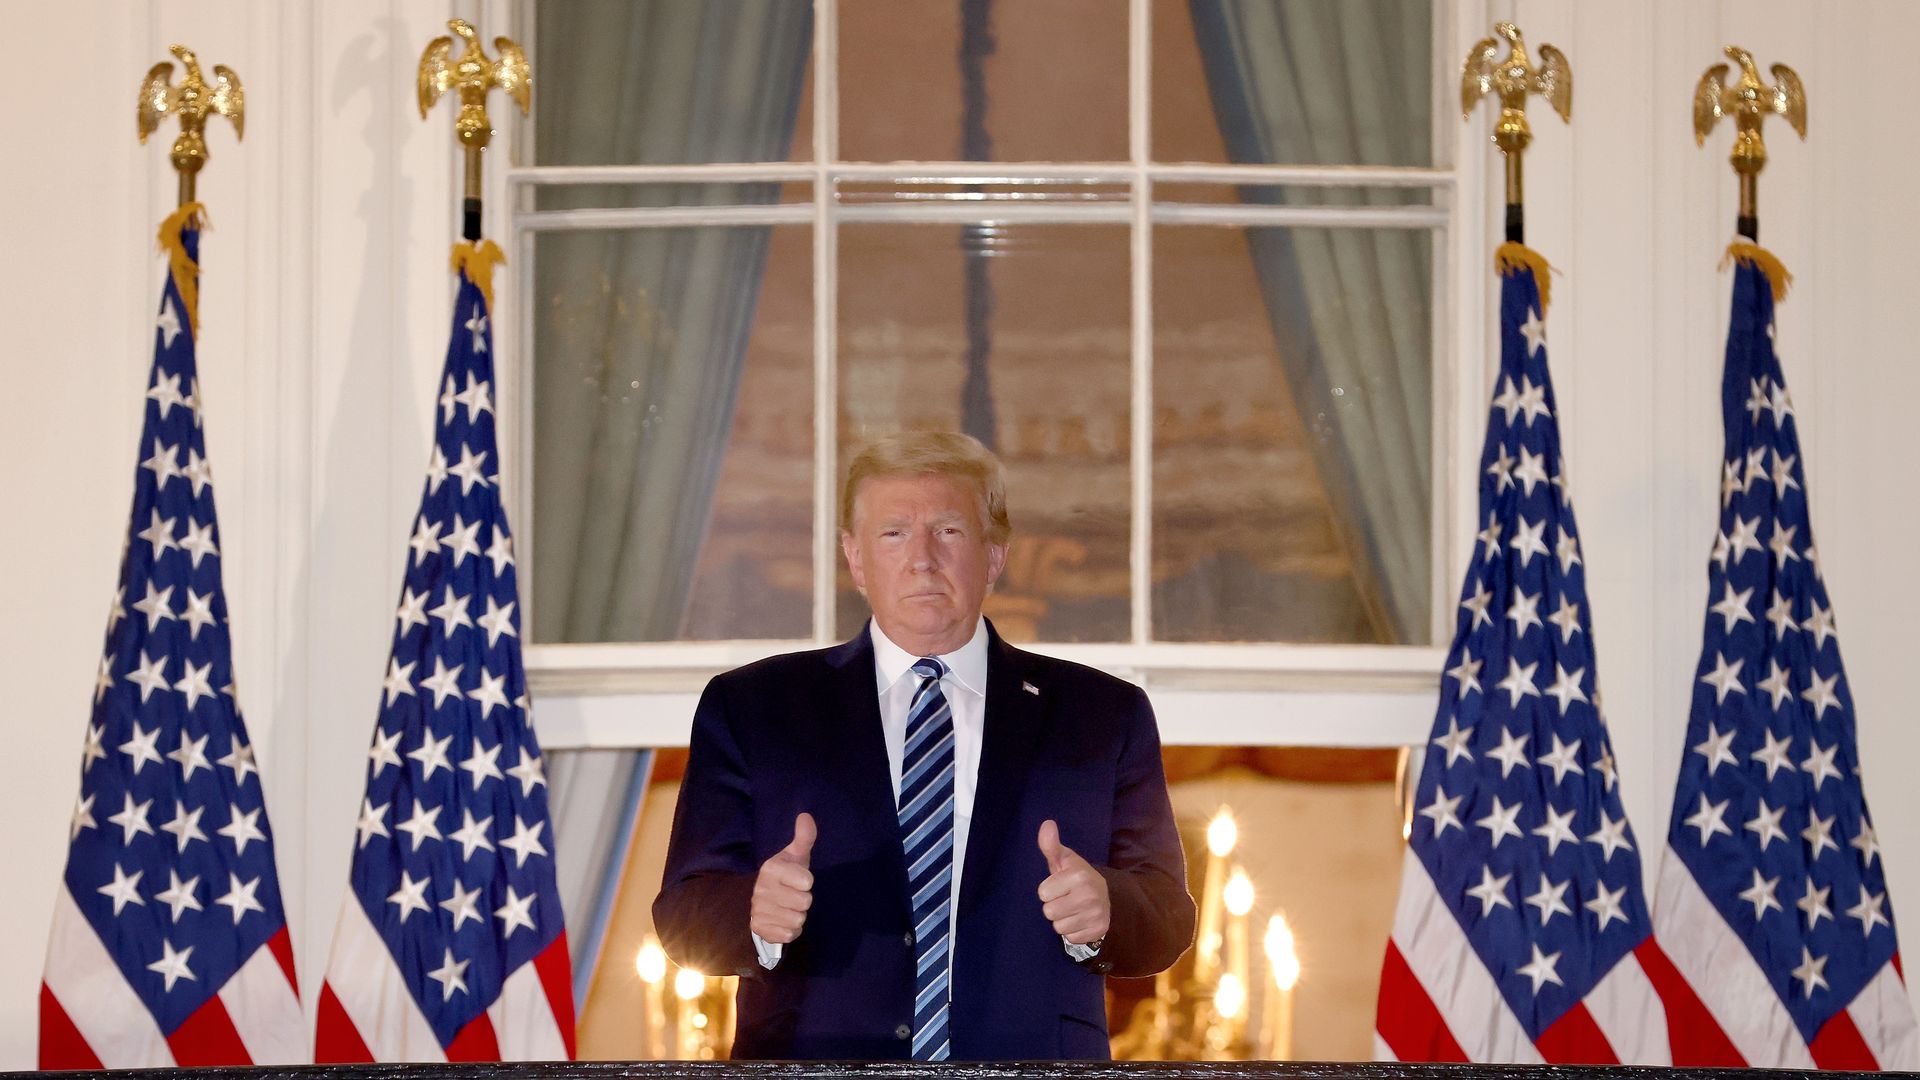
[39, 884, 303, 1068]
[1652, 850, 1918, 1069]
[314, 893, 576, 1062]
[1376, 847, 1725, 1065]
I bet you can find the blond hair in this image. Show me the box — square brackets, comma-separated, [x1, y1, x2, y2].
[840, 432, 1012, 545]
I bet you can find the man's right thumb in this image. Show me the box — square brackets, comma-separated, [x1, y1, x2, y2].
[784, 812, 817, 863]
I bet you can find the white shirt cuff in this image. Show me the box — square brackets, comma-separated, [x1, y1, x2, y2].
[1062, 935, 1102, 962]
[752, 932, 783, 970]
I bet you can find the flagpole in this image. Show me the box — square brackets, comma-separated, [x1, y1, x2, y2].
[137, 44, 245, 209]
[44, 46, 305, 1070]
[1377, 25, 1690, 1064]
[318, 20, 574, 1064]
[1461, 22, 1570, 245]
[1694, 46, 1806, 243]
[419, 19, 531, 242]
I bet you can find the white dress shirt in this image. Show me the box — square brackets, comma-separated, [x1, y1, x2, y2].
[754, 619, 1094, 970]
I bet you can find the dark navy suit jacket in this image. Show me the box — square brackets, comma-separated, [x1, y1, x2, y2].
[653, 621, 1195, 1060]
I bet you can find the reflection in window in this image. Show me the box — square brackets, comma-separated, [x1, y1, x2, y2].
[838, 0, 1129, 162]
[530, 2, 813, 644]
[534, 1, 813, 166]
[526, 0, 1439, 647]
[1156, 0, 1433, 167]
[837, 224, 1134, 644]
[530, 227, 814, 643]
[1153, 225, 1433, 645]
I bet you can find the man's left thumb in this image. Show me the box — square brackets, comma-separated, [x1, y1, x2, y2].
[1037, 819, 1071, 872]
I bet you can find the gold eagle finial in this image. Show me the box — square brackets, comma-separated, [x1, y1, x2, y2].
[1694, 46, 1805, 159]
[137, 45, 244, 203]
[417, 18, 531, 151]
[1461, 23, 1570, 223]
[1695, 46, 1805, 232]
[1461, 22, 1571, 155]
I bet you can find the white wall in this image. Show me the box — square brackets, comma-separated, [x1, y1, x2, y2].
[3, 0, 1920, 1068]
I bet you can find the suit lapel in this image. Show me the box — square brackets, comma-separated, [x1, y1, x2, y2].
[958, 622, 1047, 918]
[823, 629, 909, 901]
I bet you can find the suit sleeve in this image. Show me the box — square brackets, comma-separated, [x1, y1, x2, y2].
[1095, 684, 1197, 978]
[652, 676, 763, 977]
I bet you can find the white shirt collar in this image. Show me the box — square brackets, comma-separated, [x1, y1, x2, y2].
[869, 617, 988, 698]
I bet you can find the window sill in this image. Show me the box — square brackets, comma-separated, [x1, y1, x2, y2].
[524, 641, 1445, 750]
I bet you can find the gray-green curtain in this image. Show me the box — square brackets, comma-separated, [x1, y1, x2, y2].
[530, 0, 811, 987]
[1190, 0, 1433, 644]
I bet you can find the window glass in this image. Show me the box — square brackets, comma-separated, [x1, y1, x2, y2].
[529, 225, 813, 643]
[1153, 0, 1434, 167]
[525, 0, 1443, 648]
[1153, 224, 1433, 644]
[838, 0, 1129, 163]
[836, 223, 1133, 643]
[534, 0, 814, 165]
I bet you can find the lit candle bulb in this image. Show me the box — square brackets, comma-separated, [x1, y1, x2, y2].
[1215, 972, 1246, 1020]
[1265, 914, 1300, 990]
[1196, 810, 1236, 979]
[1208, 813, 1238, 858]
[1228, 860, 1259, 1014]
[673, 967, 705, 1058]
[673, 967, 705, 1001]
[636, 940, 667, 983]
[1225, 869, 1254, 916]
[1263, 914, 1300, 1059]
[636, 938, 667, 1058]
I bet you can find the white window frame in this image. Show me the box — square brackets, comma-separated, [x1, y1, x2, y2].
[491, 0, 1500, 751]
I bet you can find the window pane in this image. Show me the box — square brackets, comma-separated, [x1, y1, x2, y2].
[839, 0, 1128, 163]
[530, 225, 813, 643]
[534, 0, 814, 165]
[1153, 0, 1433, 166]
[532, 182, 813, 213]
[1153, 224, 1433, 644]
[837, 223, 1131, 643]
[1156, 182, 1435, 209]
[838, 180, 1130, 208]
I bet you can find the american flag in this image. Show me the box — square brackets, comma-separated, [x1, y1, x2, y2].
[1376, 247, 1710, 1064]
[314, 242, 575, 1061]
[39, 206, 304, 1067]
[1648, 247, 1918, 1068]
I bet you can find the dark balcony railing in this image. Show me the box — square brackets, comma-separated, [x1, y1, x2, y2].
[4, 1061, 1903, 1080]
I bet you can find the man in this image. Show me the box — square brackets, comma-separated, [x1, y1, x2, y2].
[654, 431, 1194, 1060]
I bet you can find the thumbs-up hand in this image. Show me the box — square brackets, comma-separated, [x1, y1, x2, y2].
[751, 813, 817, 944]
[1036, 819, 1110, 945]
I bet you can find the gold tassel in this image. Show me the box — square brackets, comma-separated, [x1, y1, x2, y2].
[1494, 242, 1553, 312]
[156, 202, 209, 337]
[1722, 242, 1792, 302]
[451, 239, 507, 314]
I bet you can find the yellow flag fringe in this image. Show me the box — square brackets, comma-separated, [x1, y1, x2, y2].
[1723, 242, 1792, 302]
[451, 240, 507, 314]
[1494, 242, 1553, 312]
[156, 202, 208, 337]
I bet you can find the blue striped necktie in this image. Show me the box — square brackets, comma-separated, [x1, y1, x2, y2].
[899, 657, 956, 1061]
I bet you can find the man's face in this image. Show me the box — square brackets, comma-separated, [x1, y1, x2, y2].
[842, 473, 1009, 657]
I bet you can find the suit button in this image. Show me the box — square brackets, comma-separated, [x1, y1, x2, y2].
[895, 1024, 912, 1040]
[903, 932, 915, 947]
